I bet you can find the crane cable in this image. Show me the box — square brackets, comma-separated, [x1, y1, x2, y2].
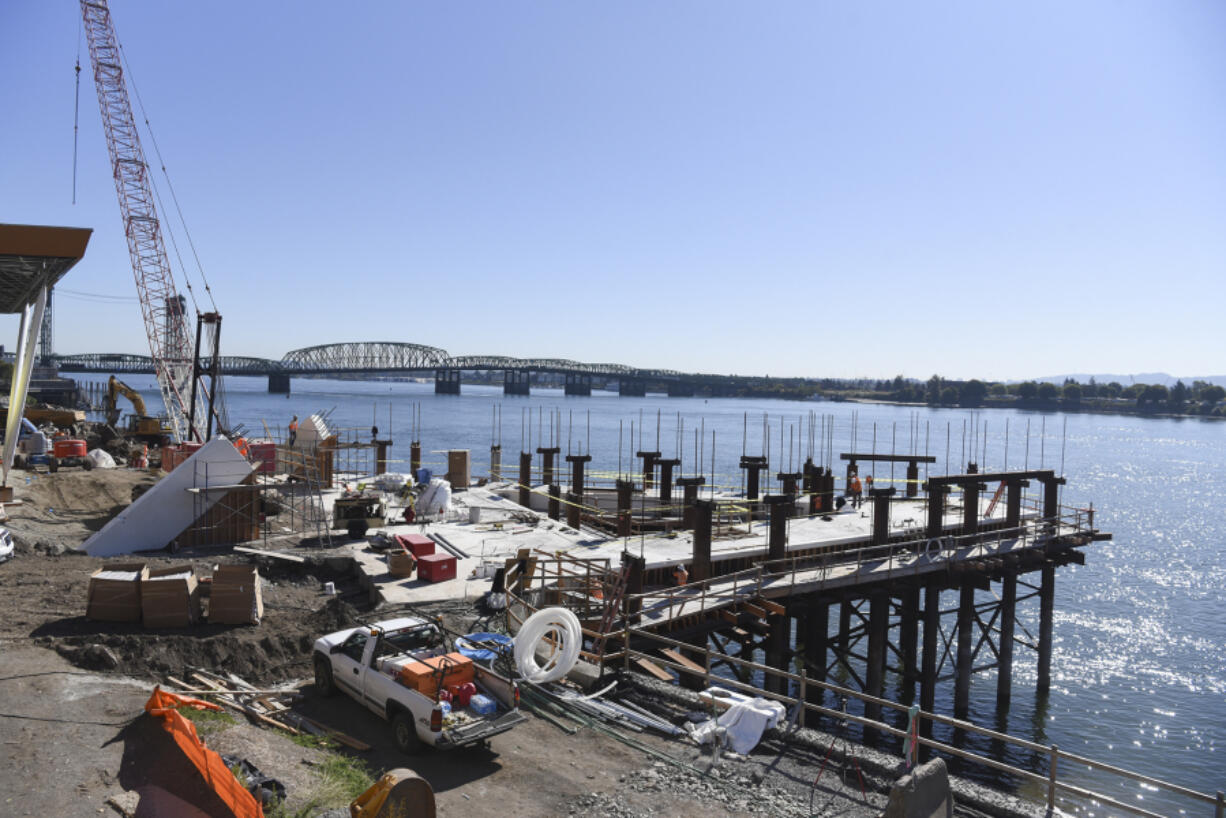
[115, 38, 218, 314]
[72, 15, 81, 205]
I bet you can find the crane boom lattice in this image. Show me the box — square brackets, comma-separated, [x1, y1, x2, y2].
[81, 0, 202, 444]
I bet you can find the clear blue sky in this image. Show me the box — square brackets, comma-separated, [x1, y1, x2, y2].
[3, 1, 1224, 381]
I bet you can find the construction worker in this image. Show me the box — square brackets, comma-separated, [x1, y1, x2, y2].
[864, 474, 874, 496]
[849, 474, 863, 508]
[288, 415, 298, 447]
[673, 563, 689, 586]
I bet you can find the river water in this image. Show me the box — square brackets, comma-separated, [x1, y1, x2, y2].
[83, 374, 1224, 812]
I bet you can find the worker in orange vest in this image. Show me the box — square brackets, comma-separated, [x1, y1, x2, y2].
[849, 474, 863, 508]
[288, 415, 298, 447]
[673, 563, 689, 586]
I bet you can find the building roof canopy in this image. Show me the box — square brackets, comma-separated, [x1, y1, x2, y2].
[0, 224, 93, 313]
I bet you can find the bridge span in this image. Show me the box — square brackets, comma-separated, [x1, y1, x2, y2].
[53, 341, 722, 397]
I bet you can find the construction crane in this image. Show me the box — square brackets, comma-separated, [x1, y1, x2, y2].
[80, 0, 225, 444]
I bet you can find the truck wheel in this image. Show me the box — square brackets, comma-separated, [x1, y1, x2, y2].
[392, 711, 423, 754]
[83, 458, 95, 471]
[48, 458, 58, 473]
[314, 656, 336, 697]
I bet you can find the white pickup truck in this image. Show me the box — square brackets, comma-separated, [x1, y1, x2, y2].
[313, 617, 525, 753]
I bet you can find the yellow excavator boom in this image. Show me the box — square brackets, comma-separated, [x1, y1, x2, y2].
[105, 375, 148, 427]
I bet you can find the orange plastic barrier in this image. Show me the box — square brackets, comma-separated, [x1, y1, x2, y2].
[144, 686, 264, 818]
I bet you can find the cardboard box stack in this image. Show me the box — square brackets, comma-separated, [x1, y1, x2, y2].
[86, 563, 149, 622]
[141, 566, 201, 628]
[209, 564, 264, 625]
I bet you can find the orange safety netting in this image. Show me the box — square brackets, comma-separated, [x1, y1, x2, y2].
[144, 686, 264, 818]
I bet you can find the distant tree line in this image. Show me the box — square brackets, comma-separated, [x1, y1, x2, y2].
[819, 375, 1226, 416]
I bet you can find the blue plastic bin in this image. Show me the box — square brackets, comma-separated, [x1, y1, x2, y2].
[468, 694, 496, 715]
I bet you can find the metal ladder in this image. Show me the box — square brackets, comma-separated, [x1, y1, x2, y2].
[591, 564, 631, 660]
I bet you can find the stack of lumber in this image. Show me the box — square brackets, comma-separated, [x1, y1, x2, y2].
[165, 668, 370, 751]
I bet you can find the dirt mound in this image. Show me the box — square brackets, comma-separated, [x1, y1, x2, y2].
[5, 468, 160, 554]
[4, 550, 371, 686]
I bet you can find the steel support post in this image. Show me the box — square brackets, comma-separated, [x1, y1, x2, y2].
[1037, 562, 1055, 692]
[997, 569, 1017, 706]
[803, 600, 828, 706]
[864, 592, 889, 737]
[548, 484, 560, 521]
[900, 586, 920, 689]
[410, 441, 422, 477]
[566, 453, 591, 497]
[616, 479, 633, 537]
[955, 582, 975, 718]
[566, 491, 580, 529]
[658, 458, 680, 506]
[920, 583, 940, 747]
[691, 499, 713, 582]
[537, 446, 560, 487]
[489, 444, 501, 481]
[518, 452, 532, 508]
[766, 611, 791, 696]
[637, 450, 660, 490]
[677, 477, 704, 529]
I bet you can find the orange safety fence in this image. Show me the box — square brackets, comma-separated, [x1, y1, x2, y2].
[144, 686, 264, 818]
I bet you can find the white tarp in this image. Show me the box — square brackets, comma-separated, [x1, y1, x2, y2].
[417, 478, 452, 516]
[2, 287, 47, 485]
[689, 696, 786, 755]
[87, 449, 117, 469]
[81, 436, 254, 557]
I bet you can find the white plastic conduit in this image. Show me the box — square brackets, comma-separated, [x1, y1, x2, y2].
[514, 607, 582, 684]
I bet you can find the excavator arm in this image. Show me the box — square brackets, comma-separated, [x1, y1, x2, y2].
[105, 376, 147, 427]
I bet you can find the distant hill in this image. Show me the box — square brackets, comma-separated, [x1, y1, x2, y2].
[1028, 373, 1226, 387]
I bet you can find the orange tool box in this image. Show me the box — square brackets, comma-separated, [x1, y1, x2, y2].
[400, 652, 474, 698]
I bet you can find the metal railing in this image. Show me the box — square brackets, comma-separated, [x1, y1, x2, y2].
[621, 509, 1088, 624]
[617, 625, 1224, 818]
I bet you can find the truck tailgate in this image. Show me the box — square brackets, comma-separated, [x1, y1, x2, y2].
[439, 710, 527, 748]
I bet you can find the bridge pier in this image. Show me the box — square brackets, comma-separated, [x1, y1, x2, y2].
[564, 373, 591, 396]
[434, 368, 461, 394]
[504, 369, 530, 396]
[618, 378, 646, 397]
[267, 373, 290, 393]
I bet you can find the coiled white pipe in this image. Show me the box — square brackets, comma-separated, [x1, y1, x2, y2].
[514, 606, 582, 684]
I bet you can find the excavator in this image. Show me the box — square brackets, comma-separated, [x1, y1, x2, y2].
[104, 376, 173, 445]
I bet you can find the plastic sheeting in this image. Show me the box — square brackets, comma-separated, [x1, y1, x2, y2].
[417, 478, 452, 517]
[689, 696, 786, 755]
[144, 686, 263, 818]
[87, 448, 117, 469]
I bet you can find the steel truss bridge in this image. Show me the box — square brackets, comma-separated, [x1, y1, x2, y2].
[53, 341, 716, 396]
